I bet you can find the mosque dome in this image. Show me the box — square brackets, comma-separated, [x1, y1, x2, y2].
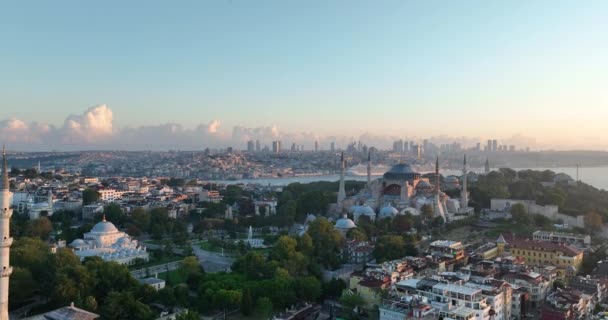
[400, 207, 419, 216]
[379, 204, 398, 218]
[416, 180, 433, 189]
[445, 176, 460, 183]
[70, 239, 87, 247]
[116, 237, 131, 246]
[335, 215, 356, 230]
[91, 220, 119, 234]
[355, 205, 375, 217]
[383, 163, 421, 180]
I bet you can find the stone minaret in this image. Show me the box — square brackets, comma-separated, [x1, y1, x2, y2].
[434, 156, 445, 219]
[366, 151, 371, 189]
[461, 155, 468, 209]
[484, 158, 490, 174]
[337, 152, 346, 207]
[0, 145, 13, 320]
[435, 156, 440, 196]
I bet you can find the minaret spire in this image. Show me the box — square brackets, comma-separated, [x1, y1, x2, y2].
[337, 152, 346, 208]
[1, 146, 7, 190]
[366, 151, 372, 189]
[0, 144, 13, 319]
[484, 158, 490, 174]
[435, 156, 440, 196]
[461, 154, 468, 210]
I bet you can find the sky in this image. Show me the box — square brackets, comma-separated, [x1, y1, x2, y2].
[1, 1, 608, 150]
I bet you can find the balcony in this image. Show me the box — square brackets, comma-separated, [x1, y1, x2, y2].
[0, 267, 12, 277]
[0, 237, 12, 247]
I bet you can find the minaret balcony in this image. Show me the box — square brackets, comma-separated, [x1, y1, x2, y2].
[0, 208, 12, 219]
[0, 237, 12, 248]
[0, 267, 12, 277]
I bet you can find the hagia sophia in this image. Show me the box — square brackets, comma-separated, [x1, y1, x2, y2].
[333, 153, 475, 233]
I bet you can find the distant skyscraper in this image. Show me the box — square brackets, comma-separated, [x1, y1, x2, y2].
[392, 140, 404, 153]
[255, 140, 261, 152]
[492, 140, 498, 152]
[476, 142, 481, 151]
[247, 140, 254, 152]
[487, 140, 492, 152]
[485, 158, 490, 174]
[291, 143, 296, 152]
[272, 141, 282, 153]
[1, 146, 13, 320]
[423, 139, 429, 155]
[330, 142, 335, 152]
[314, 140, 319, 152]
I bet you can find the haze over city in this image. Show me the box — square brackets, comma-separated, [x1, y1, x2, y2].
[2, 1, 607, 150]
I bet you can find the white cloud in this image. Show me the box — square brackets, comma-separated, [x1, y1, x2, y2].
[206, 120, 221, 134]
[61, 104, 114, 143]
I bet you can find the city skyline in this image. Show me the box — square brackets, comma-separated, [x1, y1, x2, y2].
[2, 1, 608, 150]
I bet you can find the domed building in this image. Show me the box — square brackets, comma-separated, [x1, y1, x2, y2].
[378, 204, 399, 219]
[69, 216, 148, 265]
[353, 204, 376, 223]
[335, 215, 356, 235]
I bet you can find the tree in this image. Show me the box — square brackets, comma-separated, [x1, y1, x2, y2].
[241, 287, 254, 316]
[585, 211, 603, 231]
[101, 291, 155, 320]
[255, 297, 273, 319]
[421, 204, 434, 224]
[340, 292, 365, 320]
[9, 267, 36, 306]
[322, 278, 346, 299]
[25, 217, 53, 240]
[404, 243, 418, 257]
[393, 214, 413, 233]
[82, 189, 100, 205]
[131, 208, 150, 231]
[174, 310, 201, 320]
[347, 228, 368, 241]
[306, 218, 344, 269]
[510, 203, 529, 224]
[179, 256, 203, 288]
[374, 235, 406, 262]
[294, 276, 322, 302]
[277, 200, 297, 227]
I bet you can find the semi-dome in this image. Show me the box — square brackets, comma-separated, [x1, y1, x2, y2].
[354, 205, 375, 216]
[335, 215, 356, 230]
[348, 205, 360, 214]
[91, 220, 119, 234]
[400, 207, 419, 216]
[383, 163, 421, 180]
[445, 176, 460, 183]
[70, 239, 87, 247]
[379, 204, 398, 218]
[416, 180, 433, 189]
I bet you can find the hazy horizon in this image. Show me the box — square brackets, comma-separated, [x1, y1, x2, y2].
[2, 1, 608, 151]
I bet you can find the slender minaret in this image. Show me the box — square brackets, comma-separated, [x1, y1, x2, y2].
[337, 152, 346, 207]
[366, 151, 372, 189]
[0, 145, 13, 320]
[434, 156, 445, 220]
[461, 154, 468, 209]
[435, 156, 440, 196]
[484, 158, 490, 174]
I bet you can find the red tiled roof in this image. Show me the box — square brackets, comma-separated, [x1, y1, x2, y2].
[508, 238, 581, 257]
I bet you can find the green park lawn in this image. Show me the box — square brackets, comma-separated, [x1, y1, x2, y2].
[158, 269, 186, 285]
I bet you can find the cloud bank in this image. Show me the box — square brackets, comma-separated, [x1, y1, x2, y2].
[0, 104, 599, 151]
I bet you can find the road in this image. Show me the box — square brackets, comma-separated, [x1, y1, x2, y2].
[130, 261, 181, 279]
[191, 243, 234, 273]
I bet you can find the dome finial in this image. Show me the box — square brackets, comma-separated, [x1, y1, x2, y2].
[102, 214, 106, 222]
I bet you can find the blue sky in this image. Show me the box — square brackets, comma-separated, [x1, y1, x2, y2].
[1, 1, 608, 149]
